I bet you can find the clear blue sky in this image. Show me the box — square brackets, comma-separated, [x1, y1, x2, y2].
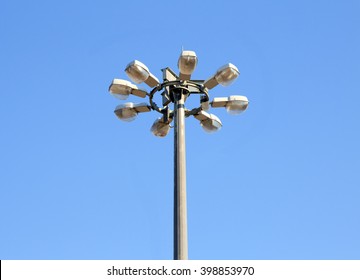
[1, 0, 359, 260]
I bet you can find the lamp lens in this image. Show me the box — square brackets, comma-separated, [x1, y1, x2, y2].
[226, 100, 249, 115]
[200, 118, 222, 133]
[111, 92, 129, 100]
[114, 108, 137, 122]
[151, 118, 170, 137]
[178, 55, 198, 75]
[215, 65, 240, 86]
[109, 84, 131, 99]
[125, 64, 150, 84]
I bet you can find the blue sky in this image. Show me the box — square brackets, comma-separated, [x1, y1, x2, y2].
[1, 0, 359, 260]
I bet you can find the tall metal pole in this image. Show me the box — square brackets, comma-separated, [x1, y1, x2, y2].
[173, 89, 188, 260]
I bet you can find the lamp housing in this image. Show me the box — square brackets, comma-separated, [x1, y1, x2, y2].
[211, 95, 249, 115]
[226, 95, 249, 115]
[125, 60, 160, 87]
[109, 79, 147, 99]
[109, 79, 132, 100]
[178, 50, 198, 80]
[114, 102, 151, 122]
[204, 63, 240, 89]
[151, 117, 171, 137]
[194, 111, 222, 133]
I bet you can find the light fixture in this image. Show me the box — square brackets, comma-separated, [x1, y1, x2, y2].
[178, 50, 198, 80]
[203, 63, 240, 89]
[150, 117, 171, 137]
[109, 79, 148, 99]
[108, 52, 249, 261]
[114, 102, 151, 122]
[226, 96, 248, 115]
[211, 95, 249, 115]
[193, 111, 222, 133]
[125, 60, 160, 87]
[109, 79, 132, 100]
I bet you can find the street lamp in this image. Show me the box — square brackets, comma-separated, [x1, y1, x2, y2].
[108, 51, 249, 260]
[193, 111, 223, 133]
[212, 95, 249, 115]
[204, 63, 240, 89]
[109, 79, 148, 99]
[114, 102, 151, 122]
[151, 116, 172, 137]
[178, 50, 198, 80]
[125, 60, 160, 87]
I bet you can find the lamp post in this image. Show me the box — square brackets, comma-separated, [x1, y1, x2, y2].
[109, 51, 249, 260]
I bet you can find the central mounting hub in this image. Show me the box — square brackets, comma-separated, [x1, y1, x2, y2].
[170, 85, 190, 102]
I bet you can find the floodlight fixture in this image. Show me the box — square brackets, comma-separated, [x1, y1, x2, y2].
[178, 50, 198, 80]
[226, 96, 249, 115]
[150, 117, 171, 137]
[109, 79, 132, 100]
[211, 95, 249, 115]
[125, 60, 160, 87]
[114, 102, 151, 122]
[109, 79, 148, 99]
[204, 63, 240, 89]
[194, 111, 222, 133]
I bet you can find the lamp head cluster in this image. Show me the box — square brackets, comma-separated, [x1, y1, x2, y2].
[109, 50, 248, 137]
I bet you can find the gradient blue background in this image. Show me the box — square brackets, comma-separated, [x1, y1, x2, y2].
[1, 0, 359, 259]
